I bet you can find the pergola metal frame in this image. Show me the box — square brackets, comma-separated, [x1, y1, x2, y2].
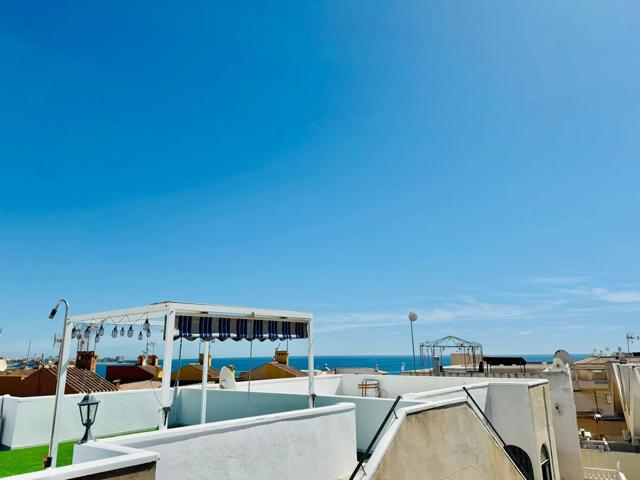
[419, 335, 483, 372]
[61, 301, 314, 430]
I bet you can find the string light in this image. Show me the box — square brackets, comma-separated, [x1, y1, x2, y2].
[98, 325, 104, 337]
[94, 335, 100, 344]
[120, 327, 125, 337]
[111, 327, 118, 338]
[143, 319, 150, 332]
[84, 326, 91, 338]
[138, 331, 143, 341]
[127, 326, 134, 338]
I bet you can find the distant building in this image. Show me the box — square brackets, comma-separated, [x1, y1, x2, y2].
[106, 354, 163, 385]
[171, 353, 219, 385]
[238, 350, 306, 381]
[0, 365, 117, 396]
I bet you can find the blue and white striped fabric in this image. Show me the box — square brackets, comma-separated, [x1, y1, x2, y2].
[175, 315, 308, 341]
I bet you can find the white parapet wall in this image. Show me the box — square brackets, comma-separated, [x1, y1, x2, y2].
[4, 444, 158, 480]
[76, 403, 358, 480]
[1, 388, 172, 448]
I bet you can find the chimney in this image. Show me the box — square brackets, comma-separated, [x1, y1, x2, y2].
[137, 355, 147, 366]
[75, 351, 98, 372]
[274, 350, 289, 365]
[199, 353, 212, 367]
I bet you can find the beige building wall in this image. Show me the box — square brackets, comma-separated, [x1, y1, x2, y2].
[371, 403, 525, 480]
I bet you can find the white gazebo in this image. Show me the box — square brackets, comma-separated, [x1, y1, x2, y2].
[58, 301, 314, 431]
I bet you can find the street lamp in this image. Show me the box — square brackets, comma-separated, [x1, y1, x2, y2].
[77, 394, 100, 443]
[45, 299, 71, 469]
[409, 311, 418, 373]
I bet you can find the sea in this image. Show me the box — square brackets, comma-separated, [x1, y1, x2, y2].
[95, 353, 588, 378]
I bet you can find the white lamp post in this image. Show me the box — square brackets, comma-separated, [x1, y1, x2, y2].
[409, 311, 418, 373]
[45, 299, 72, 469]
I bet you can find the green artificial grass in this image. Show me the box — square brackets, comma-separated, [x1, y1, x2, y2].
[0, 441, 75, 478]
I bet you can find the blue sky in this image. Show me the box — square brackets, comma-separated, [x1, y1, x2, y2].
[1, 1, 639, 359]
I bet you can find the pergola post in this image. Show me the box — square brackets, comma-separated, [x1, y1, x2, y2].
[200, 340, 210, 424]
[160, 311, 175, 429]
[307, 318, 315, 408]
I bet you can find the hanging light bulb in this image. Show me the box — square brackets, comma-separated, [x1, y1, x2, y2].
[95, 335, 100, 344]
[111, 327, 118, 338]
[143, 319, 150, 332]
[120, 327, 125, 337]
[127, 326, 134, 338]
[71, 327, 77, 337]
[84, 326, 91, 338]
[76, 331, 83, 340]
[138, 331, 143, 341]
[98, 325, 104, 337]
[146, 329, 151, 338]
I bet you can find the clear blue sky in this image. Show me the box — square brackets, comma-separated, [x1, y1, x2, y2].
[1, 1, 639, 359]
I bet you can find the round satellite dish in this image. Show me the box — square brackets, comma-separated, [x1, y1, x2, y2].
[554, 349, 572, 366]
[0, 359, 7, 373]
[219, 366, 236, 390]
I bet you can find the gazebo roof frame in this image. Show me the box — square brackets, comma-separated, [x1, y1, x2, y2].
[68, 300, 313, 326]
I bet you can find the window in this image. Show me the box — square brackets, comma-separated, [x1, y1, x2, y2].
[504, 445, 534, 480]
[541, 445, 553, 480]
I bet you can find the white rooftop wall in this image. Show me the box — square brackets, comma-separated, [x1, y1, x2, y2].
[1, 389, 170, 448]
[79, 403, 358, 480]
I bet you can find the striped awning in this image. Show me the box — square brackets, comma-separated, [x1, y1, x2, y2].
[175, 315, 308, 341]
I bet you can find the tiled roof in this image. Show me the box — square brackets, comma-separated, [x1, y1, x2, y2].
[118, 380, 162, 391]
[49, 366, 118, 393]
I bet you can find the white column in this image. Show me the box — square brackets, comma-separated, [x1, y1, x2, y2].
[307, 318, 315, 408]
[48, 320, 74, 468]
[160, 311, 175, 429]
[200, 340, 210, 424]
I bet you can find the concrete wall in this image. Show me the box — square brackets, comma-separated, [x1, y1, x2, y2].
[338, 373, 529, 398]
[174, 387, 420, 451]
[99, 403, 357, 480]
[484, 383, 562, 480]
[368, 402, 525, 480]
[540, 369, 584, 480]
[5, 444, 158, 480]
[1, 388, 170, 448]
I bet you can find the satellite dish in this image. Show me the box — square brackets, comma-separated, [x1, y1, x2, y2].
[219, 366, 236, 390]
[0, 359, 7, 373]
[554, 349, 573, 366]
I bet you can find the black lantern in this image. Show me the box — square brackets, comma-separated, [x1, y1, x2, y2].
[111, 327, 118, 338]
[127, 326, 134, 338]
[120, 327, 125, 337]
[94, 335, 100, 344]
[138, 330, 143, 341]
[84, 326, 91, 338]
[143, 319, 150, 332]
[98, 325, 104, 337]
[77, 394, 99, 443]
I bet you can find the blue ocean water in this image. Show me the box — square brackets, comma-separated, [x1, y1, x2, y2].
[95, 353, 588, 378]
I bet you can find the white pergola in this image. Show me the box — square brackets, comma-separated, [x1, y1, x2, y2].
[64, 301, 315, 428]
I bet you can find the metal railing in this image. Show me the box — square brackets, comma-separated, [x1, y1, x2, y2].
[583, 466, 626, 480]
